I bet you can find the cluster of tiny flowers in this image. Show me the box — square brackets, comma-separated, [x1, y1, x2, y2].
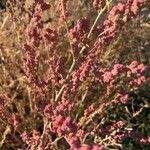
[21, 130, 43, 150]
[44, 102, 53, 117]
[75, 144, 104, 150]
[77, 61, 148, 129]
[71, 60, 102, 93]
[68, 135, 104, 150]
[52, 100, 77, 136]
[43, 28, 58, 52]
[96, 122, 150, 146]
[23, 43, 39, 87]
[84, 103, 96, 117]
[18, 0, 150, 149]
[112, 93, 129, 104]
[71, 60, 147, 102]
[69, 0, 148, 98]
[52, 115, 77, 136]
[92, 0, 148, 56]
[69, 17, 90, 54]
[99, 121, 125, 135]
[23, 0, 63, 93]
[55, 0, 69, 21]
[0, 97, 19, 130]
[21, 131, 31, 145]
[93, 0, 106, 9]
[127, 60, 147, 85]
[127, 60, 147, 75]
[0, 97, 5, 118]
[53, 99, 74, 115]
[23, 0, 51, 89]
[44, 99, 77, 136]
[33, 0, 51, 12]
[114, 131, 150, 145]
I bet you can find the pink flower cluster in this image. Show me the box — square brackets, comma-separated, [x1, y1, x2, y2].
[19, 0, 150, 149]
[43, 28, 58, 51]
[68, 135, 104, 150]
[69, 0, 148, 98]
[33, 0, 50, 12]
[55, 0, 69, 21]
[73, 144, 104, 150]
[44, 99, 77, 137]
[127, 60, 147, 75]
[91, 0, 148, 56]
[23, 2, 48, 89]
[114, 131, 150, 145]
[93, 0, 106, 9]
[21, 130, 43, 150]
[97, 121, 150, 145]
[23, 0, 61, 93]
[69, 17, 90, 53]
[84, 104, 96, 117]
[52, 115, 77, 136]
[71, 61, 147, 101]
[0, 96, 5, 118]
[99, 121, 125, 135]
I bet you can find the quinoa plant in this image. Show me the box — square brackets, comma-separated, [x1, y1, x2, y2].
[0, 0, 150, 149]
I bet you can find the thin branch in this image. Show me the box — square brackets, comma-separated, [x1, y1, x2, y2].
[0, 125, 11, 148]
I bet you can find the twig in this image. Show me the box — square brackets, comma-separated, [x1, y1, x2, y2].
[87, 0, 113, 39]
[1, 14, 9, 30]
[0, 125, 11, 148]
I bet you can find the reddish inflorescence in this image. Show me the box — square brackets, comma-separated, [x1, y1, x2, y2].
[1, 0, 149, 149]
